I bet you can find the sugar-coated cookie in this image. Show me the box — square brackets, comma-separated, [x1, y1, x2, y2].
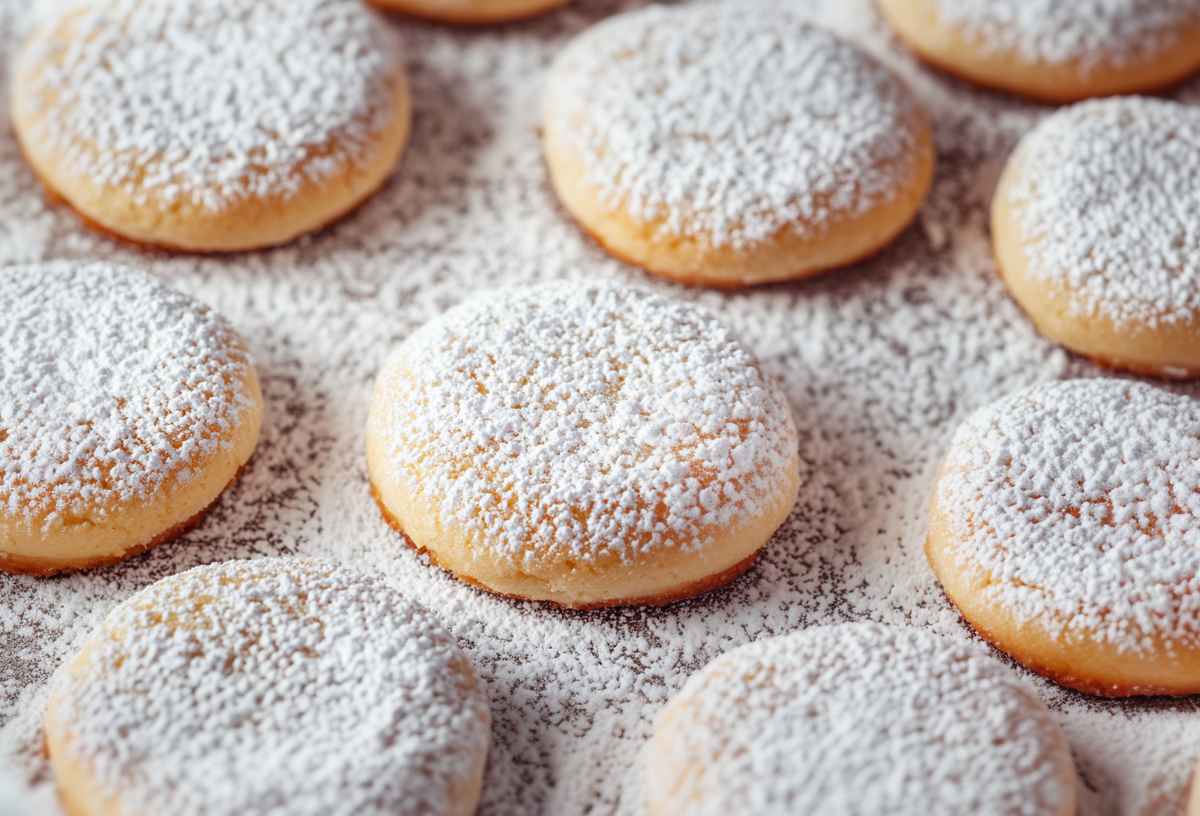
[992, 97, 1200, 378]
[0, 262, 262, 576]
[649, 623, 1077, 816]
[542, 6, 934, 288]
[12, 0, 410, 252]
[366, 281, 800, 608]
[929, 379, 1200, 696]
[876, 0, 1200, 102]
[45, 559, 492, 816]
[365, 0, 572, 24]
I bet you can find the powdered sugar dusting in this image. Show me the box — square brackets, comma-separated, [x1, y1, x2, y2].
[937, 379, 1200, 654]
[928, 0, 1200, 70]
[370, 280, 797, 563]
[15, 0, 400, 210]
[49, 558, 490, 816]
[652, 623, 1073, 815]
[544, 5, 925, 250]
[0, 1, 1199, 814]
[0, 262, 257, 531]
[1005, 97, 1200, 329]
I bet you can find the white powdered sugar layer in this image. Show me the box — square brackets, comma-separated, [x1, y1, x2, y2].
[937, 379, 1200, 654]
[544, 5, 925, 250]
[16, 0, 400, 210]
[371, 281, 797, 564]
[929, 0, 1200, 69]
[0, 262, 256, 530]
[1, 1, 1199, 815]
[1005, 97, 1200, 329]
[49, 558, 491, 816]
[652, 623, 1073, 815]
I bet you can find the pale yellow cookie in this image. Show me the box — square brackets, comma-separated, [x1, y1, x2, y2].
[542, 5, 934, 288]
[876, 0, 1200, 102]
[367, 281, 801, 608]
[992, 97, 1200, 378]
[12, 0, 410, 252]
[650, 624, 1077, 815]
[929, 379, 1200, 696]
[0, 262, 262, 576]
[45, 559, 491, 816]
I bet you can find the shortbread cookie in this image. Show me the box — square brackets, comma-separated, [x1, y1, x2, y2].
[543, 6, 935, 287]
[929, 379, 1200, 696]
[649, 623, 1077, 815]
[0, 262, 262, 575]
[366, 281, 800, 608]
[45, 559, 492, 816]
[12, 0, 410, 251]
[366, 0, 572, 24]
[992, 97, 1200, 378]
[876, 0, 1200, 102]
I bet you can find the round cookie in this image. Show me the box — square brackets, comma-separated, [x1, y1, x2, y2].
[366, 281, 800, 608]
[929, 379, 1200, 696]
[648, 623, 1077, 816]
[992, 97, 1200, 379]
[365, 0, 572, 25]
[542, 6, 935, 288]
[11, 0, 410, 252]
[875, 0, 1200, 102]
[45, 559, 492, 816]
[0, 262, 263, 576]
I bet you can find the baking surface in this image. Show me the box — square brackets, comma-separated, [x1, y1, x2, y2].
[2, 0, 1199, 813]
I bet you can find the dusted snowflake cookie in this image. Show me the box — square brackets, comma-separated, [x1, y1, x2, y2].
[45, 559, 492, 816]
[875, 0, 1200, 102]
[542, 6, 935, 288]
[12, 0, 410, 252]
[992, 98, 1200, 378]
[365, 0, 572, 24]
[366, 281, 800, 608]
[649, 623, 1077, 816]
[0, 263, 262, 576]
[929, 379, 1200, 696]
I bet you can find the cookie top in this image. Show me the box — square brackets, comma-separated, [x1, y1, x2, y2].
[936, 379, 1200, 655]
[0, 262, 258, 533]
[48, 558, 491, 816]
[1003, 97, 1200, 329]
[650, 623, 1074, 815]
[543, 5, 925, 250]
[369, 280, 798, 567]
[15, 0, 400, 210]
[927, 0, 1200, 69]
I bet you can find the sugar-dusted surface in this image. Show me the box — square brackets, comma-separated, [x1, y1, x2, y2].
[48, 559, 490, 816]
[650, 624, 1073, 815]
[1, 0, 1200, 814]
[937, 380, 1200, 654]
[544, 5, 924, 249]
[14, 0, 400, 210]
[1005, 97, 1200, 329]
[0, 262, 257, 531]
[371, 281, 796, 563]
[928, 0, 1200, 70]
